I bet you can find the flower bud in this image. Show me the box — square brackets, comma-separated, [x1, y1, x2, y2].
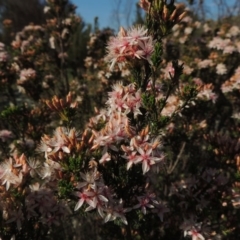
[119, 26, 127, 37]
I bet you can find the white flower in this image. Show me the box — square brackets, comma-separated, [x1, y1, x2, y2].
[44, 6, 51, 13]
[216, 63, 227, 75]
[184, 27, 193, 35]
[18, 68, 36, 84]
[49, 36, 55, 49]
[203, 23, 210, 32]
[0, 158, 22, 190]
[0, 51, 8, 62]
[227, 26, 240, 37]
[198, 59, 213, 69]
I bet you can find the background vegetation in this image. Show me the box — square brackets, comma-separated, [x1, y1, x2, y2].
[0, 0, 240, 239]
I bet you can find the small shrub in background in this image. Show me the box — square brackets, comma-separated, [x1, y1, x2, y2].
[0, 0, 240, 239]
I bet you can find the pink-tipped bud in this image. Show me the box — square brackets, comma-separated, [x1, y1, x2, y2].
[139, 0, 150, 11]
[66, 92, 72, 104]
[118, 26, 127, 37]
[162, 5, 169, 21]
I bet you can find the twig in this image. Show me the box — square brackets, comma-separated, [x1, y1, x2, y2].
[168, 141, 186, 174]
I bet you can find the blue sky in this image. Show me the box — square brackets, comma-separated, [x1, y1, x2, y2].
[71, 0, 238, 30]
[71, 0, 138, 30]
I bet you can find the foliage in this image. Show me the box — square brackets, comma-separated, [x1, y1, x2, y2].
[0, 0, 240, 239]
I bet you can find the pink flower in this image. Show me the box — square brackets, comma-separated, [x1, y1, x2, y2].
[50, 127, 71, 154]
[37, 140, 52, 159]
[105, 26, 154, 70]
[139, 0, 150, 11]
[92, 185, 109, 204]
[18, 68, 36, 84]
[152, 202, 169, 222]
[162, 62, 176, 79]
[135, 147, 158, 174]
[185, 228, 205, 240]
[197, 89, 218, 103]
[122, 151, 138, 170]
[138, 38, 154, 64]
[106, 82, 142, 118]
[99, 152, 111, 164]
[197, 59, 213, 69]
[43, 213, 60, 226]
[74, 190, 95, 211]
[77, 170, 102, 189]
[104, 200, 130, 225]
[26, 158, 42, 177]
[181, 218, 207, 240]
[0, 51, 8, 62]
[6, 209, 24, 231]
[0, 130, 14, 142]
[126, 26, 149, 44]
[38, 127, 79, 160]
[133, 195, 154, 214]
[0, 158, 22, 190]
[208, 37, 230, 50]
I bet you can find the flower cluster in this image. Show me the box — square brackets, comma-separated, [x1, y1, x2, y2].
[105, 26, 155, 70]
[121, 126, 164, 174]
[25, 183, 68, 227]
[38, 127, 79, 160]
[89, 82, 164, 174]
[0, 43, 8, 63]
[0, 155, 24, 191]
[0, 0, 240, 239]
[73, 168, 130, 224]
[72, 166, 169, 225]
